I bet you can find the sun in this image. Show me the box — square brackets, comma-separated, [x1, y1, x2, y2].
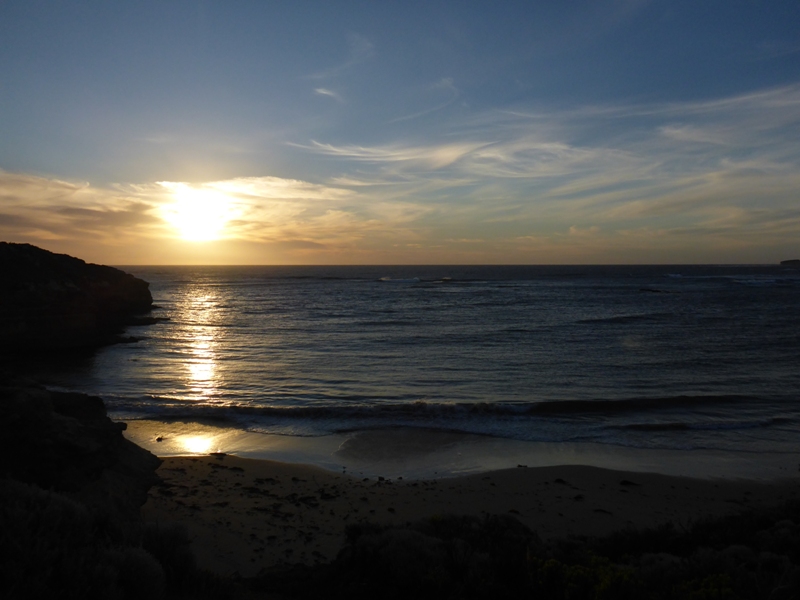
[163, 185, 234, 241]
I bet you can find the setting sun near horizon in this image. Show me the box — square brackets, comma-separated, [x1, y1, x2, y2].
[161, 184, 235, 242]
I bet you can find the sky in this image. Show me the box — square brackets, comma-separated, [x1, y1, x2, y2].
[1, 1, 799, 265]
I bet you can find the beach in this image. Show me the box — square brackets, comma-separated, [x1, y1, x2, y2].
[142, 451, 800, 578]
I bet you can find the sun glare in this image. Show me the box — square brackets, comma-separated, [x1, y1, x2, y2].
[163, 186, 233, 241]
[181, 435, 215, 454]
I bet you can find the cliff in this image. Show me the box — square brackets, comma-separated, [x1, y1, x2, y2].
[0, 247, 181, 597]
[0, 242, 153, 354]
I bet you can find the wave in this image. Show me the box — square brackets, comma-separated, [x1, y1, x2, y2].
[661, 272, 800, 287]
[576, 312, 676, 325]
[86, 389, 800, 452]
[378, 277, 421, 283]
[527, 395, 770, 414]
[732, 278, 798, 287]
[108, 393, 768, 422]
[619, 416, 791, 432]
[353, 319, 417, 327]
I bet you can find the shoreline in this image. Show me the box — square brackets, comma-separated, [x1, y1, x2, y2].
[127, 419, 800, 578]
[142, 453, 800, 577]
[124, 418, 800, 481]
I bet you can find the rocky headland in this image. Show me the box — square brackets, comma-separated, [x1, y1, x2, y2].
[0, 244, 160, 518]
[0, 242, 153, 354]
[0, 244, 187, 598]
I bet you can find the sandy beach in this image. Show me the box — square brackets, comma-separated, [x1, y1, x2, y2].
[142, 453, 800, 578]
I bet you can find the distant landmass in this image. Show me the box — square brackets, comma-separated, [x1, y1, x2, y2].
[0, 242, 153, 354]
[780, 259, 800, 266]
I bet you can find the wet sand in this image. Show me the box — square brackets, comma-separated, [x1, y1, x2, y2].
[124, 419, 800, 480]
[142, 454, 800, 577]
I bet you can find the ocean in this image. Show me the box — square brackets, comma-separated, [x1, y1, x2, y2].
[26, 264, 800, 470]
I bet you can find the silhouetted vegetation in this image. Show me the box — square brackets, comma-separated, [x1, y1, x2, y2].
[252, 503, 800, 599]
[3, 475, 799, 599]
[0, 480, 246, 600]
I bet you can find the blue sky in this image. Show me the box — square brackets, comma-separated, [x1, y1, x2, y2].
[1, 0, 799, 264]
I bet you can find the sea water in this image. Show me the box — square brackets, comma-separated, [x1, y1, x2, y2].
[27, 264, 800, 463]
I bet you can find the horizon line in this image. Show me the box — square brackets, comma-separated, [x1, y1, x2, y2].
[111, 262, 795, 268]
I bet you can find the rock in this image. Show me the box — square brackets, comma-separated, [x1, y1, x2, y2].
[0, 242, 153, 354]
[0, 383, 161, 522]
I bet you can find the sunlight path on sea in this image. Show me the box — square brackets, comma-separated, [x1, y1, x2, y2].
[178, 288, 221, 401]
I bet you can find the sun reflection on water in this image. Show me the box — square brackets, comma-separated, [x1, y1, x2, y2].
[177, 290, 222, 401]
[188, 335, 216, 393]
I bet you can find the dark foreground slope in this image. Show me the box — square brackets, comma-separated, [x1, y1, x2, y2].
[0, 242, 152, 353]
[0, 385, 254, 599]
[253, 509, 800, 600]
[0, 384, 161, 521]
[0, 384, 169, 599]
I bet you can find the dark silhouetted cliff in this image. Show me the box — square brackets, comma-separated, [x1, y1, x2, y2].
[0, 242, 152, 353]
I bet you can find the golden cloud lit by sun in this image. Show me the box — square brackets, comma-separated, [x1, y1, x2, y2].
[160, 183, 235, 241]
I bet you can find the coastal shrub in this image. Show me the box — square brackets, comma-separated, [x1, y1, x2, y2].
[527, 553, 640, 599]
[530, 500, 800, 599]
[0, 480, 244, 600]
[107, 547, 166, 599]
[141, 521, 196, 593]
[251, 503, 800, 600]
[254, 514, 540, 599]
[0, 479, 131, 599]
[0, 481, 239, 600]
[139, 520, 250, 600]
[590, 501, 800, 563]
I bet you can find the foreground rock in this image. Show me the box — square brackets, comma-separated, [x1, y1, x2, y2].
[0, 384, 230, 599]
[0, 242, 152, 354]
[0, 383, 161, 521]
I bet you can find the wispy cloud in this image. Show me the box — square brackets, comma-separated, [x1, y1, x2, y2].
[288, 83, 800, 261]
[306, 33, 374, 80]
[298, 140, 489, 170]
[754, 40, 800, 61]
[0, 171, 163, 242]
[314, 88, 344, 103]
[388, 77, 460, 123]
[202, 176, 354, 201]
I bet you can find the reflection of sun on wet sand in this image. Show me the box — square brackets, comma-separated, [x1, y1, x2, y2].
[142, 454, 800, 577]
[181, 435, 216, 454]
